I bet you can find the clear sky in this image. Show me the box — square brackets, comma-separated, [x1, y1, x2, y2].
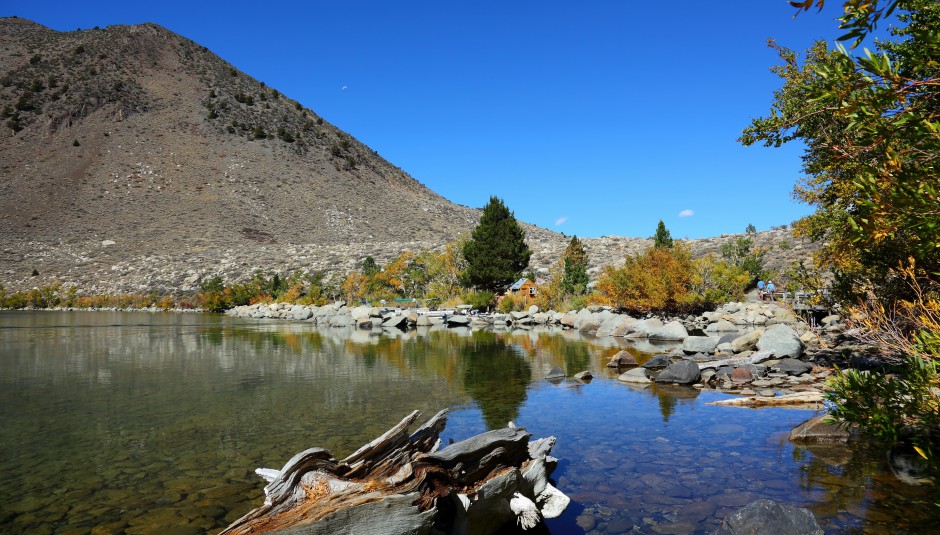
[5, 1, 856, 239]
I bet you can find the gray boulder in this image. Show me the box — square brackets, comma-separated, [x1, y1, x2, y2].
[730, 329, 763, 353]
[446, 315, 471, 326]
[617, 368, 651, 384]
[328, 315, 355, 328]
[383, 314, 408, 328]
[682, 336, 720, 355]
[649, 320, 688, 341]
[642, 355, 671, 369]
[756, 324, 805, 358]
[715, 499, 822, 535]
[654, 359, 701, 385]
[777, 358, 813, 376]
[630, 318, 664, 337]
[607, 350, 638, 368]
[545, 365, 566, 380]
[789, 415, 851, 444]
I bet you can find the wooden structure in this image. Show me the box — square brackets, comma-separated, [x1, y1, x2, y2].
[220, 410, 569, 534]
[505, 278, 537, 302]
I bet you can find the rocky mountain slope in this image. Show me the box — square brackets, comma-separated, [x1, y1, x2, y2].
[0, 18, 817, 294]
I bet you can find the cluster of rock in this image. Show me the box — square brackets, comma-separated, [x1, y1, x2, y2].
[591, 301, 844, 399]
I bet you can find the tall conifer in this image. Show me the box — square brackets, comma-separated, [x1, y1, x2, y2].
[461, 196, 531, 292]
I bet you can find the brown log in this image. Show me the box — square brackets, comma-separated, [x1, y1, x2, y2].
[220, 410, 568, 535]
[705, 392, 824, 407]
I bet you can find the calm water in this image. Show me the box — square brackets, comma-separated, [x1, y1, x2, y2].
[0, 311, 936, 535]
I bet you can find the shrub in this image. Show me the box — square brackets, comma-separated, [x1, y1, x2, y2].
[497, 294, 518, 313]
[596, 243, 748, 313]
[595, 242, 697, 313]
[463, 290, 496, 311]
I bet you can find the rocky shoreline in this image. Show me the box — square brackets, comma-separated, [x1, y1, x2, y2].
[225, 298, 874, 402]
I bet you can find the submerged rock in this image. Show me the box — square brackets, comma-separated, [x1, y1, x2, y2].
[715, 499, 823, 535]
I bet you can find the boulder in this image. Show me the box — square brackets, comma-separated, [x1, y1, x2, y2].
[446, 315, 471, 326]
[717, 333, 739, 345]
[710, 319, 739, 332]
[630, 318, 663, 337]
[527, 305, 539, 315]
[715, 499, 823, 535]
[642, 355, 671, 369]
[596, 315, 631, 337]
[777, 358, 813, 376]
[573, 371, 593, 381]
[328, 315, 355, 328]
[649, 320, 688, 341]
[612, 322, 637, 337]
[560, 313, 577, 328]
[606, 350, 638, 368]
[617, 368, 651, 384]
[654, 360, 701, 385]
[728, 330, 761, 353]
[350, 305, 373, 321]
[756, 324, 805, 358]
[682, 336, 720, 355]
[730, 367, 753, 384]
[416, 315, 432, 327]
[545, 366, 566, 380]
[789, 414, 851, 444]
[383, 314, 408, 328]
[578, 322, 600, 333]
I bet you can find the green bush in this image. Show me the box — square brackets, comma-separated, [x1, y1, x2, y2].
[827, 356, 940, 472]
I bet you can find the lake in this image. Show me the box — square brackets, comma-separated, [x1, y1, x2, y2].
[0, 311, 936, 534]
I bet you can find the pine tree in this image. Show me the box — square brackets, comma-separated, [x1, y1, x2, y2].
[562, 236, 589, 295]
[653, 220, 674, 248]
[461, 196, 532, 292]
[362, 256, 379, 276]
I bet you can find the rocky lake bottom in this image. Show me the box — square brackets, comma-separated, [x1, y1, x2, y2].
[0, 311, 936, 534]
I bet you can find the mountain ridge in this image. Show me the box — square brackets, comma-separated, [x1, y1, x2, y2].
[0, 18, 814, 294]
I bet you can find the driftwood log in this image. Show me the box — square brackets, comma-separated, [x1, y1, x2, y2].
[705, 392, 824, 407]
[220, 409, 569, 535]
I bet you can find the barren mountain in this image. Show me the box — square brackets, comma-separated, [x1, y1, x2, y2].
[0, 18, 815, 294]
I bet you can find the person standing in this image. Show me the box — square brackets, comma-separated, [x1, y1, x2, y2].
[757, 280, 765, 301]
[766, 280, 776, 301]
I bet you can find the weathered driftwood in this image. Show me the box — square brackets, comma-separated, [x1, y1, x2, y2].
[705, 392, 824, 407]
[220, 410, 569, 535]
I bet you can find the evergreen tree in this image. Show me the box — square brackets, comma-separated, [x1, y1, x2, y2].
[362, 256, 379, 276]
[653, 220, 674, 248]
[461, 196, 532, 292]
[562, 257, 589, 296]
[562, 236, 589, 295]
[563, 235, 588, 266]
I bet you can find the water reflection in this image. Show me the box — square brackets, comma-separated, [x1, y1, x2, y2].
[459, 333, 532, 428]
[0, 311, 937, 534]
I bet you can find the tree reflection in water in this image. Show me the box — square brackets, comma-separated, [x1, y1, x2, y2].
[795, 440, 940, 531]
[459, 331, 532, 429]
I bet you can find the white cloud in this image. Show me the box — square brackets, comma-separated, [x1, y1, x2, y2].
[678, 209, 694, 218]
[555, 217, 568, 226]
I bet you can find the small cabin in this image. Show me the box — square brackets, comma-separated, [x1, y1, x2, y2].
[506, 278, 537, 300]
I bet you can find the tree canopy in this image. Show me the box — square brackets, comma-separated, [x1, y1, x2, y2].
[461, 196, 532, 292]
[741, 0, 939, 301]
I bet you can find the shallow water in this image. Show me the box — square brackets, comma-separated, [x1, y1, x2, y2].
[0, 311, 935, 534]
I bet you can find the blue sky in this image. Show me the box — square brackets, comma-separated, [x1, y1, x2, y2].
[6, 1, 858, 239]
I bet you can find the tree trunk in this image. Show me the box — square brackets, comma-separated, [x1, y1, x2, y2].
[220, 410, 569, 535]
